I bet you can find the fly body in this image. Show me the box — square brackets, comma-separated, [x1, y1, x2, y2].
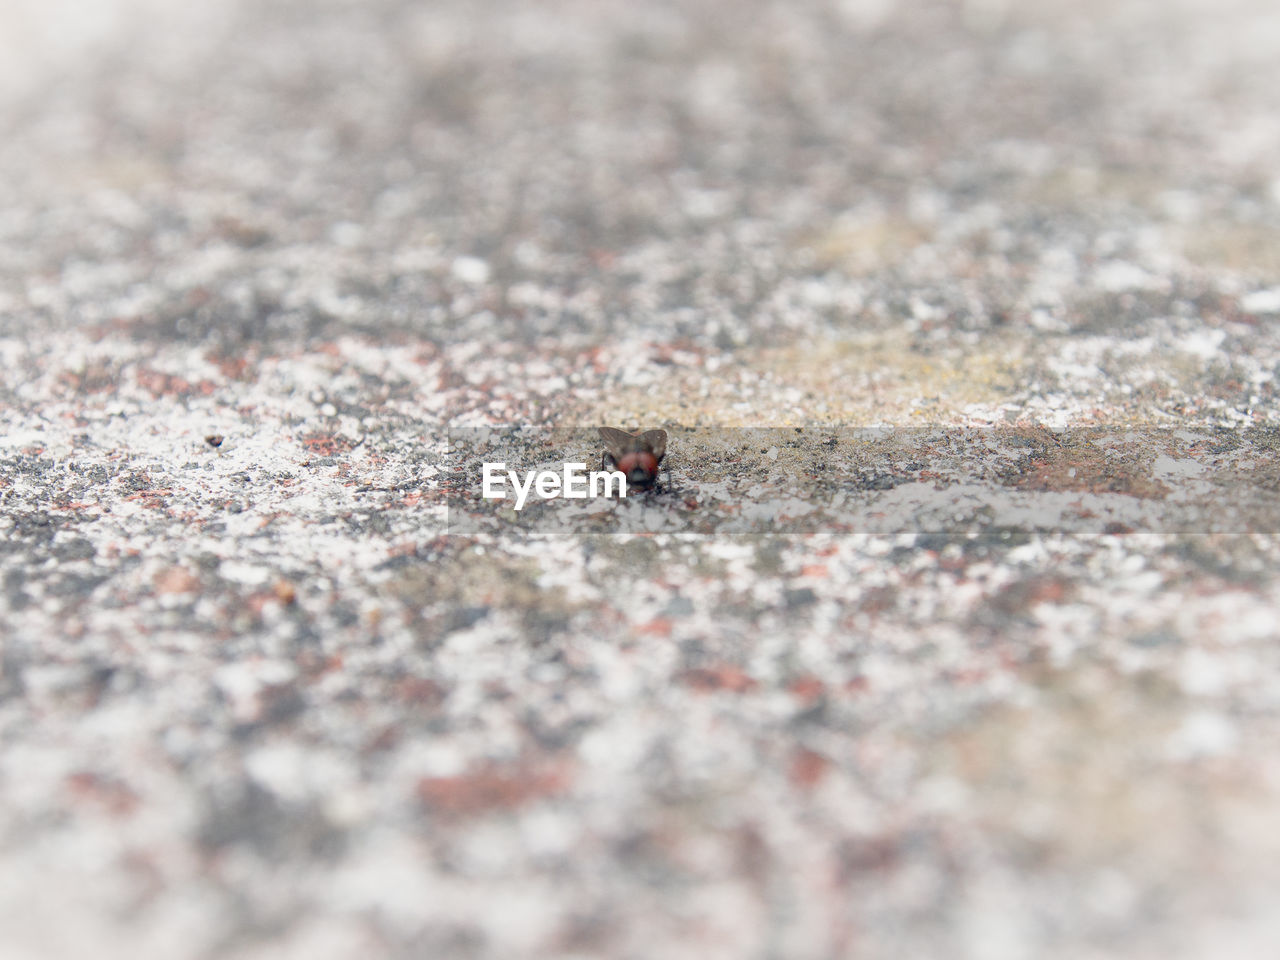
[598, 426, 667, 492]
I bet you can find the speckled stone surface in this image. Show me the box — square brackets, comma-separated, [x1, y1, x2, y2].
[3, 1, 1280, 958]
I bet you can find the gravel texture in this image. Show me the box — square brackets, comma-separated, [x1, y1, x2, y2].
[3, 1, 1280, 958]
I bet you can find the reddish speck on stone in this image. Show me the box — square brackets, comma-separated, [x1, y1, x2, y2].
[154, 567, 199, 595]
[679, 665, 757, 693]
[137, 368, 215, 398]
[800, 564, 828, 577]
[637, 618, 673, 637]
[993, 576, 1071, 612]
[366, 726, 400, 752]
[788, 675, 826, 702]
[395, 676, 445, 705]
[65, 771, 140, 816]
[300, 433, 355, 456]
[837, 835, 902, 877]
[125, 489, 173, 503]
[416, 765, 567, 816]
[789, 748, 829, 789]
[860, 586, 896, 614]
[1029, 578, 1068, 603]
[300, 652, 344, 677]
[211, 353, 254, 380]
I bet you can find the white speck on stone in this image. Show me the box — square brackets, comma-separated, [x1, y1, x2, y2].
[328, 835, 439, 923]
[219, 561, 273, 586]
[520, 808, 575, 859]
[1167, 710, 1238, 760]
[245, 744, 308, 800]
[681, 188, 730, 220]
[248, 744, 354, 805]
[1151, 454, 1206, 481]
[397, 741, 467, 778]
[1087, 869, 1138, 921]
[457, 821, 517, 875]
[451, 256, 491, 284]
[910, 297, 942, 321]
[213, 660, 297, 721]
[1176, 329, 1225, 359]
[1094, 261, 1161, 293]
[1178, 648, 1230, 697]
[329, 221, 363, 247]
[1029, 308, 1069, 332]
[838, 0, 894, 31]
[1158, 190, 1201, 222]
[800, 279, 834, 306]
[1241, 288, 1280, 314]
[917, 775, 970, 814]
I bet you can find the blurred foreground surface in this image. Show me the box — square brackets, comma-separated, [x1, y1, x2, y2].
[3, 1, 1280, 957]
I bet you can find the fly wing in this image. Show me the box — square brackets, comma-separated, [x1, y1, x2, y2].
[637, 429, 667, 461]
[598, 426, 636, 458]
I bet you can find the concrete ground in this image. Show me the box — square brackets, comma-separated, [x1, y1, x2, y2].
[3, 0, 1280, 957]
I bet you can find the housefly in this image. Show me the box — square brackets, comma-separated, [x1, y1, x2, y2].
[599, 426, 667, 493]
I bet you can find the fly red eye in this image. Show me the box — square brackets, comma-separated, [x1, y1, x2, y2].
[618, 452, 658, 477]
